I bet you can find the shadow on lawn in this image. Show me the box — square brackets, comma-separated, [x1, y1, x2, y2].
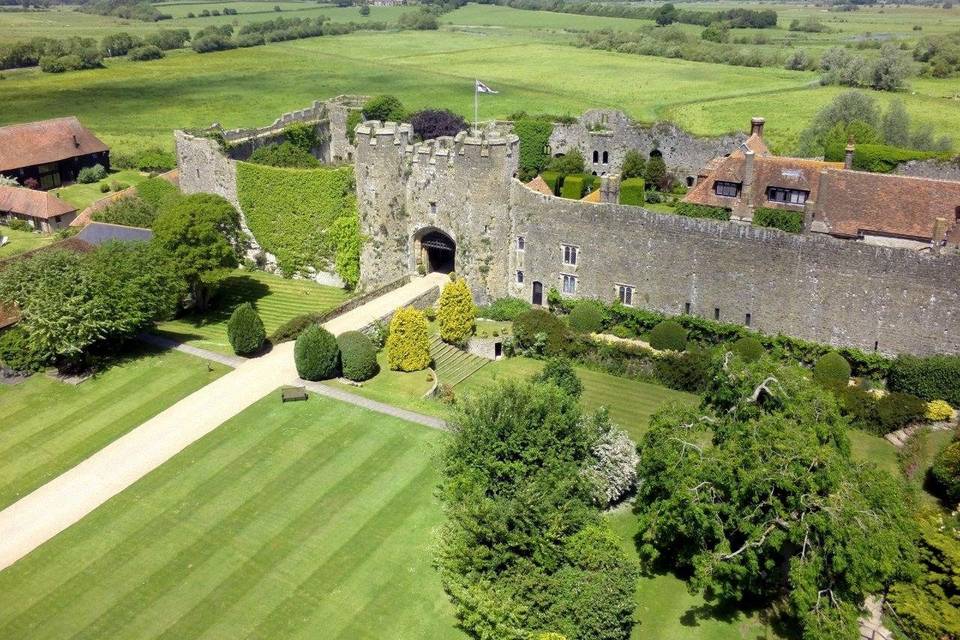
[170, 275, 272, 329]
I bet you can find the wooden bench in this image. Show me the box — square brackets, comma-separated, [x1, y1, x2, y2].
[281, 386, 308, 403]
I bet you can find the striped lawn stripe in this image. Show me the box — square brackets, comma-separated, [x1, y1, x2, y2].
[0, 348, 229, 511]
[157, 270, 349, 355]
[0, 394, 462, 640]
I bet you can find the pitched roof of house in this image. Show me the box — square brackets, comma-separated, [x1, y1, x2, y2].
[814, 170, 960, 241]
[580, 188, 601, 203]
[0, 117, 109, 173]
[75, 222, 153, 245]
[526, 175, 554, 196]
[0, 186, 77, 219]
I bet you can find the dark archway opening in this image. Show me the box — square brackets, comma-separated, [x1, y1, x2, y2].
[420, 230, 456, 274]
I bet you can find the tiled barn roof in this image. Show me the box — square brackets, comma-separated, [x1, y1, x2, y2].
[0, 117, 109, 173]
[0, 186, 77, 220]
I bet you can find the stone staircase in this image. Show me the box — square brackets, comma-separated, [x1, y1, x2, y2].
[429, 336, 488, 386]
[885, 420, 955, 447]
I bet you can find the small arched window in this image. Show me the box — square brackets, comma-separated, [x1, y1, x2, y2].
[650, 149, 663, 159]
[592, 150, 599, 163]
[686, 176, 695, 187]
[602, 151, 609, 164]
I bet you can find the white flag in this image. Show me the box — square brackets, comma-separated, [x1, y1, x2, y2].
[475, 80, 498, 94]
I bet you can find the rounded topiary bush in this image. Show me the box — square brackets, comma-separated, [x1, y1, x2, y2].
[294, 324, 340, 381]
[813, 352, 851, 386]
[567, 302, 604, 334]
[227, 302, 266, 356]
[731, 336, 764, 362]
[649, 320, 687, 351]
[337, 330, 378, 382]
[386, 307, 431, 372]
[513, 308, 570, 356]
[930, 440, 960, 503]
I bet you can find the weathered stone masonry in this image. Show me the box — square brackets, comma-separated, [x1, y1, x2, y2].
[355, 120, 960, 356]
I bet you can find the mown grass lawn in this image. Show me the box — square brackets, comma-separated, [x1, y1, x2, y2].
[0, 392, 462, 640]
[0, 346, 228, 510]
[157, 270, 349, 355]
[0, 227, 55, 259]
[51, 169, 148, 210]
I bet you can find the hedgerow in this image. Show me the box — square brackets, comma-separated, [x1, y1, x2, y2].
[675, 202, 730, 221]
[752, 207, 804, 233]
[888, 354, 960, 405]
[236, 162, 360, 283]
[618, 177, 645, 206]
[825, 142, 947, 173]
[560, 174, 586, 199]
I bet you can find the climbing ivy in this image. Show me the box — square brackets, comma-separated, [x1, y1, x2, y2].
[236, 162, 361, 286]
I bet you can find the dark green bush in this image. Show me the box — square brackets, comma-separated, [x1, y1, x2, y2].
[337, 330, 378, 382]
[619, 177, 645, 206]
[752, 207, 804, 233]
[824, 142, 946, 173]
[294, 325, 339, 381]
[91, 196, 157, 228]
[127, 44, 164, 61]
[838, 387, 883, 434]
[514, 308, 570, 356]
[674, 202, 730, 221]
[77, 164, 107, 184]
[135, 177, 179, 209]
[568, 301, 605, 334]
[654, 347, 712, 392]
[649, 320, 687, 351]
[731, 336, 764, 362]
[535, 358, 583, 398]
[0, 326, 44, 372]
[270, 312, 326, 343]
[133, 148, 175, 172]
[226, 302, 266, 355]
[813, 352, 851, 385]
[877, 392, 928, 432]
[560, 174, 586, 199]
[362, 94, 405, 122]
[888, 354, 960, 405]
[930, 440, 960, 503]
[540, 171, 561, 195]
[477, 297, 531, 321]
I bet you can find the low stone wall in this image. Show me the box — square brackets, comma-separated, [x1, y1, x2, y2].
[894, 158, 960, 182]
[467, 336, 503, 360]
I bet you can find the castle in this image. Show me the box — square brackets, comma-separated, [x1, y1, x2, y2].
[176, 99, 960, 356]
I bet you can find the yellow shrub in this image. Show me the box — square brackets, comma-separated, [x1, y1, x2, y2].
[386, 307, 432, 372]
[926, 399, 954, 422]
[437, 277, 476, 346]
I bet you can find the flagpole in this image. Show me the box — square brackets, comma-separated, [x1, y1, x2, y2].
[473, 80, 478, 136]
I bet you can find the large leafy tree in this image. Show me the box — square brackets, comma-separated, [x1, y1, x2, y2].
[635, 356, 919, 640]
[0, 242, 181, 369]
[152, 193, 243, 311]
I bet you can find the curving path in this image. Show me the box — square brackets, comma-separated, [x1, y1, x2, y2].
[0, 273, 447, 572]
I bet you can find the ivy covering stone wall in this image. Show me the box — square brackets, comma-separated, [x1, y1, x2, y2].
[236, 162, 361, 287]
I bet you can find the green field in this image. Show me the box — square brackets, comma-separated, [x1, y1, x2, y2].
[51, 169, 148, 210]
[0, 347, 228, 510]
[157, 270, 349, 354]
[0, 227, 55, 259]
[0, 391, 463, 639]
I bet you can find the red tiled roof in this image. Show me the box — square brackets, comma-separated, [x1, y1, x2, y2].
[0, 186, 77, 220]
[0, 117, 109, 173]
[815, 170, 960, 241]
[581, 188, 601, 203]
[526, 175, 554, 196]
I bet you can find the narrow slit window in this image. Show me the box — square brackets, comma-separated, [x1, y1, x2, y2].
[745, 313, 751, 327]
[517, 236, 525, 251]
[684, 302, 691, 314]
[516, 270, 524, 284]
[562, 244, 578, 266]
[714, 307, 720, 321]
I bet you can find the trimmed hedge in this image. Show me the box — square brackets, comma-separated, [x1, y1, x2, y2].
[568, 301, 604, 334]
[931, 440, 960, 503]
[752, 207, 804, 233]
[386, 307, 431, 372]
[236, 162, 360, 283]
[438, 277, 476, 346]
[561, 174, 586, 199]
[888, 354, 960, 405]
[825, 142, 947, 173]
[813, 352, 851, 385]
[226, 302, 266, 355]
[337, 330, 378, 381]
[541, 171, 561, 195]
[619, 177, 645, 206]
[513, 308, 570, 356]
[675, 202, 730, 221]
[731, 336, 764, 362]
[294, 325, 339, 381]
[649, 320, 687, 351]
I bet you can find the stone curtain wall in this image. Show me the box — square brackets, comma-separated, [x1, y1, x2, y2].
[354, 122, 519, 303]
[175, 131, 240, 209]
[510, 182, 960, 356]
[547, 109, 747, 182]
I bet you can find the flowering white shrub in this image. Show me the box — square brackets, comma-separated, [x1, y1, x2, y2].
[584, 410, 639, 508]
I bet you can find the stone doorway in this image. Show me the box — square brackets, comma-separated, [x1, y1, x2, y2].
[416, 229, 456, 274]
[532, 281, 543, 305]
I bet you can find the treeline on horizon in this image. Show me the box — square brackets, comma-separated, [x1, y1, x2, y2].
[492, 0, 778, 28]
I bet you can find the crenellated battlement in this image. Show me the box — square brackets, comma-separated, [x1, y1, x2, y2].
[354, 120, 519, 167]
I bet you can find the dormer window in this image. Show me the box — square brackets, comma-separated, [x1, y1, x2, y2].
[767, 187, 808, 205]
[714, 181, 740, 198]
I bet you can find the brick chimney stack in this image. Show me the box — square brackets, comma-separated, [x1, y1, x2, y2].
[750, 117, 765, 138]
[600, 174, 621, 204]
[844, 137, 855, 170]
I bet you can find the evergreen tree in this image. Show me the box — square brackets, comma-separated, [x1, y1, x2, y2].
[386, 307, 431, 371]
[437, 277, 476, 346]
[227, 302, 266, 355]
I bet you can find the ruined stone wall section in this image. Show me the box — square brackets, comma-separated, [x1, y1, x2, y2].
[510, 181, 960, 356]
[894, 158, 960, 182]
[354, 121, 519, 302]
[548, 109, 746, 183]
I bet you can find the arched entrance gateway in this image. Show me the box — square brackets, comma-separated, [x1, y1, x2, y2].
[415, 229, 456, 274]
